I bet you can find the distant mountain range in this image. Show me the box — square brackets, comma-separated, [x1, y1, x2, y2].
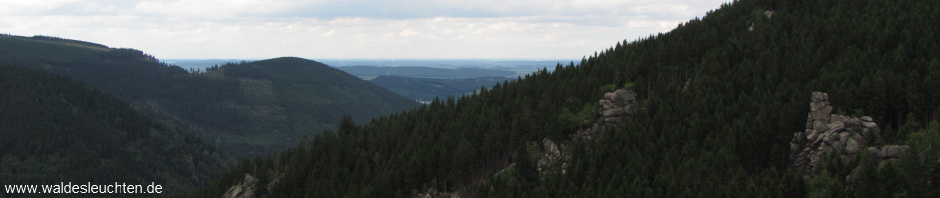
[368, 75, 511, 100]
[0, 35, 419, 157]
[336, 66, 516, 79]
[162, 59, 252, 70]
[161, 59, 570, 79]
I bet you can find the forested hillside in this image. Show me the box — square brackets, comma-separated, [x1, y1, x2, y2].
[207, 57, 420, 137]
[0, 64, 226, 196]
[181, 0, 940, 197]
[0, 35, 418, 156]
[368, 75, 510, 100]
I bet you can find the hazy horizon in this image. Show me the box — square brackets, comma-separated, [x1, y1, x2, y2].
[1, 0, 731, 60]
[162, 58, 575, 75]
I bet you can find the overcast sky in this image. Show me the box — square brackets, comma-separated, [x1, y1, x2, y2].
[0, 0, 729, 59]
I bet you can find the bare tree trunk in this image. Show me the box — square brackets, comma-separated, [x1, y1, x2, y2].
[647, 76, 652, 99]
[898, 111, 902, 129]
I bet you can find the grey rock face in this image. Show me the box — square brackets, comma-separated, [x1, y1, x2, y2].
[575, 89, 639, 142]
[544, 89, 640, 174]
[789, 92, 883, 177]
[880, 146, 910, 159]
[602, 108, 624, 117]
[845, 138, 860, 154]
[223, 174, 258, 198]
[810, 92, 829, 111]
[538, 138, 571, 174]
[789, 92, 914, 194]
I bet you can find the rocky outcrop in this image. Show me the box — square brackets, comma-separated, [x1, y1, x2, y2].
[223, 174, 258, 198]
[541, 89, 639, 174]
[789, 92, 916, 194]
[600, 89, 639, 124]
[749, 8, 774, 31]
[416, 187, 460, 198]
[573, 89, 638, 142]
[538, 138, 569, 173]
[789, 92, 884, 178]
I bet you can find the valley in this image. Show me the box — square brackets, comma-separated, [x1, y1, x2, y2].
[0, 35, 418, 157]
[3, 0, 940, 197]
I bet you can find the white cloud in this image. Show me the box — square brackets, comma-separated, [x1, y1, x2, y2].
[399, 28, 418, 37]
[322, 29, 336, 36]
[0, 0, 732, 59]
[132, 0, 305, 19]
[0, 0, 80, 14]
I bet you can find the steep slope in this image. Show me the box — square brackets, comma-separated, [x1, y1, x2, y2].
[185, 0, 940, 197]
[0, 64, 226, 196]
[0, 35, 419, 156]
[214, 57, 420, 134]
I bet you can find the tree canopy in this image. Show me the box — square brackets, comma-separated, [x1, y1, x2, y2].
[0, 64, 227, 196]
[180, 0, 940, 197]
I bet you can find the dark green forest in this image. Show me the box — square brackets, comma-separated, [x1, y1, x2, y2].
[368, 75, 510, 100]
[0, 64, 226, 196]
[0, 36, 418, 156]
[207, 57, 420, 140]
[179, 0, 940, 197]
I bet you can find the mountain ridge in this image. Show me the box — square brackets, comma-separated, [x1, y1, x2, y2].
[0, 35, 419, 156]
[337, 66, 515, 79]
[368, 75, 510, 100]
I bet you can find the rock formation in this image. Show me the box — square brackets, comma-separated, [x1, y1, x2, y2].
[748, 8, 774, 31]
[600, 89, 639, 124]
[223, 174, 258, 198]
[416, 187, 460, 198]
[573, 89, 638, 142]
[537, 138, 569, 173]
[789, 92, 884, 178]
[541, 89, 638, 173]
[789, 92, 915, 194]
